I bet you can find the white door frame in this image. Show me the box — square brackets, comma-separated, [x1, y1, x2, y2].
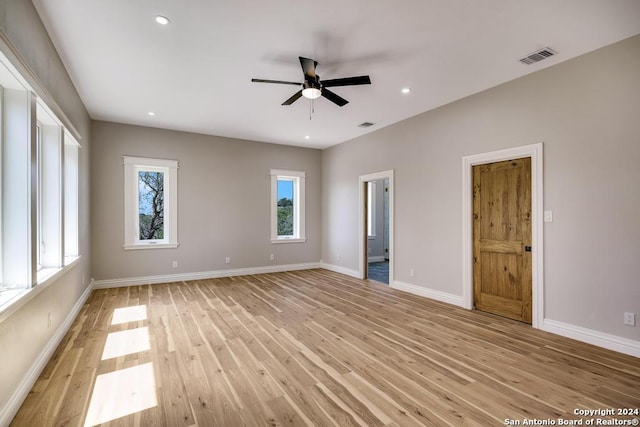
[359, 170, 394, 282]
[462, 143, 544, 328]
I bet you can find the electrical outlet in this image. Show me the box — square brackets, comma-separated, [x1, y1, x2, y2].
[409, 268, 415, 278]
[225, 257, 231, 264]
[336, 253, 340, 261]
[172, 261, 178, 269]
[270, 253, 275, 261]
[624, 312, 636, 326]
[47, 312, 52, 328]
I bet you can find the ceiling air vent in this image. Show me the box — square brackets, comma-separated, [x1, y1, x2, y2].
[358, 122, 375, 128]
[519, 47, 557, 65]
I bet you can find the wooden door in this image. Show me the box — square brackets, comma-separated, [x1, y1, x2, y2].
[473, 158, 532, 323]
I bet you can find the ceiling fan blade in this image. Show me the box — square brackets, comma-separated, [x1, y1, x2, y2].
[299, 57, 317, 79]
[321, 75, 371, 88]
[282, 90, 303, 105]
[252, 78, 301, 86]
[321, 88, 349, 107]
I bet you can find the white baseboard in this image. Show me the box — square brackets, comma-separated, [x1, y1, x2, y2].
[92, 262, 322, 289]
[542, 319, 640, 358]
[0, 281, 94, 427]
[319, 262, 362, 279]
[391, 280, 465, 307]
[367, 256, 386, 263]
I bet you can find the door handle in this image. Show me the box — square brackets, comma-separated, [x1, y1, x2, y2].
[524, 245, 532, 252]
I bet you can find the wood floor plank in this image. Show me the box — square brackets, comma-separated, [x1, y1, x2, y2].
[10, 269, 640, 426]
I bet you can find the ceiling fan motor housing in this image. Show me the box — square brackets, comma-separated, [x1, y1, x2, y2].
[303, 80, 321, 91]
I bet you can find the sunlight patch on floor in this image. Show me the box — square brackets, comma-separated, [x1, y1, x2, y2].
[111, 304, 148, 325]
[84, 362, 157, 426]
[101, 326, 150, 360]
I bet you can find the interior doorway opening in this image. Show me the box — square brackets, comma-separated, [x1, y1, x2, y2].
[366, 179, 390, 283]
[359, 170, 394, 284]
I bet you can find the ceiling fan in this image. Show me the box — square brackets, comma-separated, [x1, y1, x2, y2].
[252, 56, 371, 107]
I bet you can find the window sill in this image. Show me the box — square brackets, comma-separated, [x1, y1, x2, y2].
[37, 267, 59, 284]
[0, 256, 81, 324]
[270, 238, 307, 244]
[123, 243, 179, 250]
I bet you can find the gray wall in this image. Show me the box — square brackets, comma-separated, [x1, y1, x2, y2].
[91, 121, 321, 281]
[0, 0, 91, 417]
[322, 35, 640, 341]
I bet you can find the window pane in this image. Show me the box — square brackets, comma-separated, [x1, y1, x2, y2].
[138, 171, 164, 240]
[64, 135, 79, 259]
[277, 179, 294, 236]
[36, 125, 43, 269]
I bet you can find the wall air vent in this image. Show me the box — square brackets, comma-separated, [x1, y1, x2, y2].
[358, 122, 375, 128]
[519, 47, 557, 65]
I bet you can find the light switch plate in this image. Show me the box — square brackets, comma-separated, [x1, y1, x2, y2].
[544, 211, 553, 222]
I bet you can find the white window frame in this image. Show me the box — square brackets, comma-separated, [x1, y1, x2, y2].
[123, 156, 178, 250]
[367, 181, 376, 238]
[270, 169, 306, 244]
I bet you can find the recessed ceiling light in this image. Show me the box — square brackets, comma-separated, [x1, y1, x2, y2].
[155, 15, 170, 25]
[304, 135, 310, 140]
[147, 112, 156, 116]
[401, 87, 411, 94]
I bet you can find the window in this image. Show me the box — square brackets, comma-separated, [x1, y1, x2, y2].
[36, 103, 65, 281]
[367, 181, 376, 238]
[64, 131, 79, 262]
[270, 169, 306, 243]
[0, 50, 81, 313]
[123, 156, 178, 250]
[36, 124, 43, 270]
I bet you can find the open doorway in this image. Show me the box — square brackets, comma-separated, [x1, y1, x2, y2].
[359, 170, 394, 284]
[366, 179, 389, 283]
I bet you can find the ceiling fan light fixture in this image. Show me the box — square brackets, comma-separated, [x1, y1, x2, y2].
[302, 87, 321, 100]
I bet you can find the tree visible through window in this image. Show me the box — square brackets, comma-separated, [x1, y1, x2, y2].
[277, 179, 294, 236]
[138, 171, 164, 240]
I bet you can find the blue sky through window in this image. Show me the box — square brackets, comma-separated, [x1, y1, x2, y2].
[277, 180, 293, 200]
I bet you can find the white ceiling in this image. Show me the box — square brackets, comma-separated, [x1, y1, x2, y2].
[33, 0, 640, 149]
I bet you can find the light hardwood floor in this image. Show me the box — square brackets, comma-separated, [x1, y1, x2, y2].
[11, 269, 640, 426]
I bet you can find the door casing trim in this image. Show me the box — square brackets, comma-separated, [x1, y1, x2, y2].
[359, 170, 394, 282]
[462, 143, 544, 328]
